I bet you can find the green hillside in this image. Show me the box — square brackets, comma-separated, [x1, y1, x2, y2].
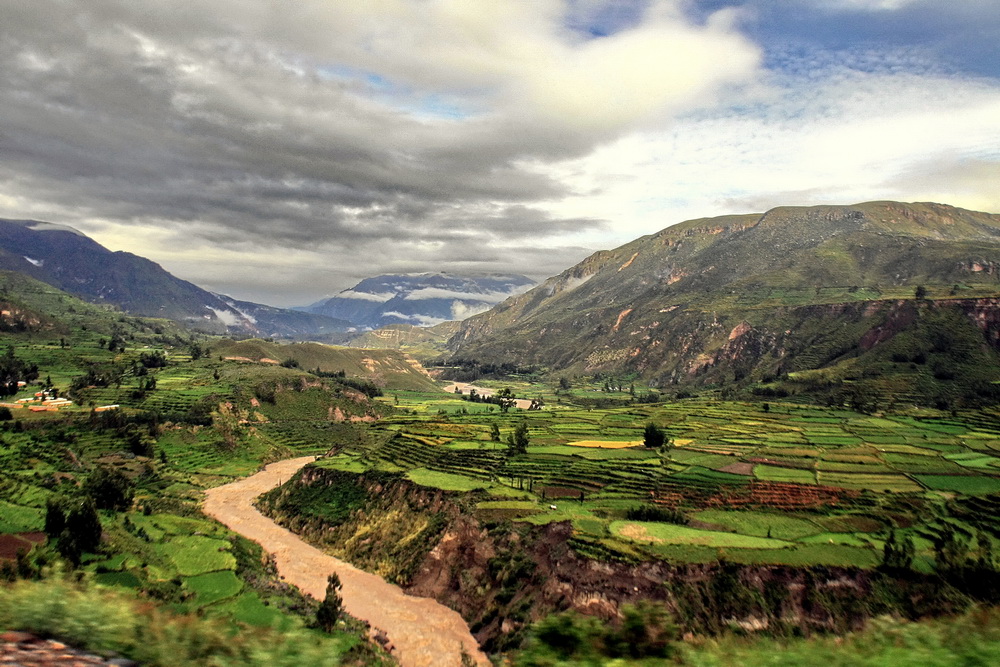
[343, 321, 462, 360]
[449, 202, 1000, 408]
[0, 278, 395, 664]
[211, 338, 440, 391]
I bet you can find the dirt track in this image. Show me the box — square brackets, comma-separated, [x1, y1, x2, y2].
[443, 381, 534, 410]
[203, 457, 488, 667]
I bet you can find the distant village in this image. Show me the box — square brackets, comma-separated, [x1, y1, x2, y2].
[1, 383, 117, 413]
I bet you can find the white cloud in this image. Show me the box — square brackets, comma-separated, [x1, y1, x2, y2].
[336, 290, 397, 303]
[381, 310, 450, 327]
[535, 60, 1000, 244]
[220, 299, 257, 324]
[451, 301, 493, 320]
[206, 306, 242, 326]
[1, 2, 997, 307]
[813, 0, 919, 10]
[403, 286, 528, 302]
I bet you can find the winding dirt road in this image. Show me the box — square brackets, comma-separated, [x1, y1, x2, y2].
[443, 381, 535, 410]
[203, 457, 488, 667]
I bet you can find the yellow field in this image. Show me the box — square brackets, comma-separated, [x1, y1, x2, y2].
[567, 440, 642, 449]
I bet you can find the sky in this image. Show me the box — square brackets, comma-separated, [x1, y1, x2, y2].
[2, 0, 998, 307]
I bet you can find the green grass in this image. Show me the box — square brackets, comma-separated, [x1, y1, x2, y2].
[405, 467, 492, 492]
[185, 570, 244, 606]
[692, 510, 824, 540]
[158, 536, 236, 576]
[0, 500, 44, 532]
[93, 571, 143, 588]
[610, 520, 790, 549]
[754, 465, 816, 484]
[915, 475, 1000, 494]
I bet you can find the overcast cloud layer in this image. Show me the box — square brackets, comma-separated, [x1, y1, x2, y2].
[1, 0, 998, 306]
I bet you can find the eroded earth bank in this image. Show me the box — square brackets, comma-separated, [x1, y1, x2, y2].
[203, 457, 489, 667]
[256, 464, 945, 655]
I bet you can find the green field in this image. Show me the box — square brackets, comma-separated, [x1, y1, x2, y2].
[610, 520, 790, 549]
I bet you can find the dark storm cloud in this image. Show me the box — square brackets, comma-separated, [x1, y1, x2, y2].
[0, 1, 595, 259]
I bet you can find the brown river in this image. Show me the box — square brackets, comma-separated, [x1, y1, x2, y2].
[203, 456, 489, 667]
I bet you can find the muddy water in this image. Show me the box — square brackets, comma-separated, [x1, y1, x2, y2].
[203, 457, 489, 667]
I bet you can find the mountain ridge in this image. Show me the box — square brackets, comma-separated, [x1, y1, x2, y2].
[447, 201, 1000, 407]
[0, 218, 352, 338]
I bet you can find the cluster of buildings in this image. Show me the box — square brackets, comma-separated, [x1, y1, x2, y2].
[4, 388, 74, 412]
[2, 385, 118, 414]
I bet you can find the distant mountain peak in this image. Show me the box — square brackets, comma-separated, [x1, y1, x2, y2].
[304, 272, 536, 329]
[8, 218, 89, 237]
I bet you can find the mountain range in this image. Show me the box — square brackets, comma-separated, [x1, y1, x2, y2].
[5, 202, 1000, 409]
[301, 272, 535, 329]
[0, 218, 356, 338]
[447, 201, 1000, 407]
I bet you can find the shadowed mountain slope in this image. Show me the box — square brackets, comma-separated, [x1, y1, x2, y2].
[0, 218, 350, 338]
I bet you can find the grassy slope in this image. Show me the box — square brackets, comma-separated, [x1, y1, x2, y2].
[211, 338, 440, 391]
[0, 278, 406, 661]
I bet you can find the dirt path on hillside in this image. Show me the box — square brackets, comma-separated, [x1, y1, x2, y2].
[203, 457, 489, 667]
[443, 381, 534, 410]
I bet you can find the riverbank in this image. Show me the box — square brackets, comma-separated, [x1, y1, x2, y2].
[203, 457, 488, 667]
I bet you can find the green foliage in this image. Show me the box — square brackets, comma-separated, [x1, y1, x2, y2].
[507, 420, 530, 454]
[515, 602, 677, 665]
[44, 496, 102, 565]
[643, 422, 665, 449]
[882, 529, 915, 571]
[0, 345, 39, 396]
[626, 505, 686, 524]
[0, 575, 382, 666]
[84, 466, 135, 511]
[316, 572, 343, 632]
[678, 607, 1000, 667]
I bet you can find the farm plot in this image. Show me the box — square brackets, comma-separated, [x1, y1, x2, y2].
[610, 520, 790, 549]
[815, 471, 922, 493]
[692, 509, 824, 540]
[185, 570, 244, 606]
[916, 475, 1000, 495]
[156, 535, 236, 576]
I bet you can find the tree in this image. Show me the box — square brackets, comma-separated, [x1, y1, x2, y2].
[915, 284, 928, 300]
[643, 422, 665, 449]
[84, 466, 135, 511]
[316, 572, 343, 632]
[45, 496, 102, 565]
[882, 528, 915, 571]
[507, 420, 529, 455]
[489, 423, 501, 442]
[495, 387, 515, 413]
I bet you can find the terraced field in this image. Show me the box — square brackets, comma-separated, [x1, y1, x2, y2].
[317, 394, 1000, 569]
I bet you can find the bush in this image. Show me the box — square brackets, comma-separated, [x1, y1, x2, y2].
[0, 575, 378, 667]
